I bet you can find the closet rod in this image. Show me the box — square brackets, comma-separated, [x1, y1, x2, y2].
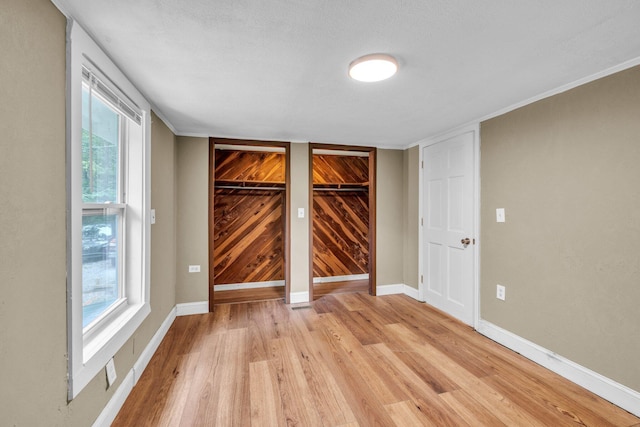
[313, 187, 368, 192]
[215, 185, 285, 191]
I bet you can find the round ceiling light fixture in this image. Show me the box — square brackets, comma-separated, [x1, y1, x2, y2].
[348, 53, 398, 82]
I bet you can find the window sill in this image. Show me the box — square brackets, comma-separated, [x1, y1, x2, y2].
[71, 301, 150, 399]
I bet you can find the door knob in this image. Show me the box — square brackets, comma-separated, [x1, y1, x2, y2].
[461, 238, 471, 245]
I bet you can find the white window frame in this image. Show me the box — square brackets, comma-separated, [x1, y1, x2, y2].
[67, 20, 151, 400]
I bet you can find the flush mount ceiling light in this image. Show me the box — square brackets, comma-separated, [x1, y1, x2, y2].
[348, 53, 398, 82]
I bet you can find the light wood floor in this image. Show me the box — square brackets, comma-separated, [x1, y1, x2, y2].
[113, 293, 640, 426]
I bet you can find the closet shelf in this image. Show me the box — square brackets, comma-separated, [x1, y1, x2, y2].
[313, 182, 369, 190]
[313, 182, 369, 192]
[214, 179, 285, 191]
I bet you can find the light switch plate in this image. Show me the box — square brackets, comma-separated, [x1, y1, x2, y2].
[297, 208, 305, 218]
[496, 208, 505, 223]
[188, 265, 201, 273]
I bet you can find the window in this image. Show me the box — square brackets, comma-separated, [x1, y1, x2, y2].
[67, 21, 151, 399]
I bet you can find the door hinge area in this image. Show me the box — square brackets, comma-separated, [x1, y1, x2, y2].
[420, 275, 423, 283]
[421, 160, 424, 169]
[421, 218, 423, 226]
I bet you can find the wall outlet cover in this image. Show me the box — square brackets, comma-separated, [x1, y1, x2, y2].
[105, 358, 117, 388]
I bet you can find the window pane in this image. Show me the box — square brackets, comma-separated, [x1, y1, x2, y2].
[82, 212, 120, 328]
[82, 86, 120, 203]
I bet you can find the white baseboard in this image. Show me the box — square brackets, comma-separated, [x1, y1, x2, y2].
[477, 319, 640, 417]
[133, 307, 176, 383]
[313, 274, 369, 284]
[176, 301, 208, 316]
[376, 283, 421, 301]
[92, 307, 177, 427]
[376, 283, 404, 295]
[290, 291, 309, 304]
[214, 280, 284, 291]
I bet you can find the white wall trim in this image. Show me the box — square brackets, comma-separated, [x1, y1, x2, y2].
[176, 301, 209, 316]
[92, 307, 176, 427]
[376, 283, 421, 301]
[290, 291, 310, 304]
[477, 320, 640, 417]
[376, 283, 404, 295]
[132, 307, 176, 384]
[214, 280, 285, 291]
[313, 274, 369, 284]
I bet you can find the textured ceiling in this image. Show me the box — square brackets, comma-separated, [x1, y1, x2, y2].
[54, 0, 640, 148]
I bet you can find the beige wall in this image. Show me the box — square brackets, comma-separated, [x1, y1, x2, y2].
[376, 149, 404, 285]
[175, 142, 408, 300]
[176, 136, 210, 303]
[481, 65, 640, 392]
[403, 146, 420, 289]
[0, 2, 178, 424]
[289, 143, 310, 294]
[0, 0, 68, 423]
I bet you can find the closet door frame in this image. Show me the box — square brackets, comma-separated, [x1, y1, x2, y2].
[308, 143, 377, 301]
[208, 138, 291, 311]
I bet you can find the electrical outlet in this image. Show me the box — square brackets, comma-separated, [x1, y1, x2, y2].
[496, 284, 506, 301]
[188, 265, 201, 273]
[105, 358, 117, 388]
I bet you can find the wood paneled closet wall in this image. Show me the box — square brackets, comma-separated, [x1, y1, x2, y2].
[209, 139, 290, 307]
[310, 146, 376, 300]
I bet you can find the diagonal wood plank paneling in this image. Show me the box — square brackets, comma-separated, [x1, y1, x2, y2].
[312, 153, 370, 279]
[313, 154, 369, 184]
[213, 188, 284, 284]
[313, 190, 369, 277]
[215, 150, 285, 183]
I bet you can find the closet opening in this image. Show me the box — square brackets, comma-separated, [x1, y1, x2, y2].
[309, 144, 376, 301]
[209, 138, 290, 310]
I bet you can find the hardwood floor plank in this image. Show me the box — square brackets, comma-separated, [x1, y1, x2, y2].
[213, 328, 250, 427]
[383, 323, 546, 426]
[113, 294, 640, 426]
[385, 400, 439, 427]
[481, 373, 615, 427]
[312, 317, 402, 425]
[318, 312, 408, 406]
[177, 332, 226, 427]
[249, 360, 283, 426]
[288, 309, 358, 426]
[365, 342, 470, 426]
[313, 280, 369, 300]
[213, 286, 285, 305]
[269, 336, 324, 426]
[439, 389, 508, 427]
[154, 351, 201, 427]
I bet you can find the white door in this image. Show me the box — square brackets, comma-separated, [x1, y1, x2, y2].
[422, 131, 475, 325]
